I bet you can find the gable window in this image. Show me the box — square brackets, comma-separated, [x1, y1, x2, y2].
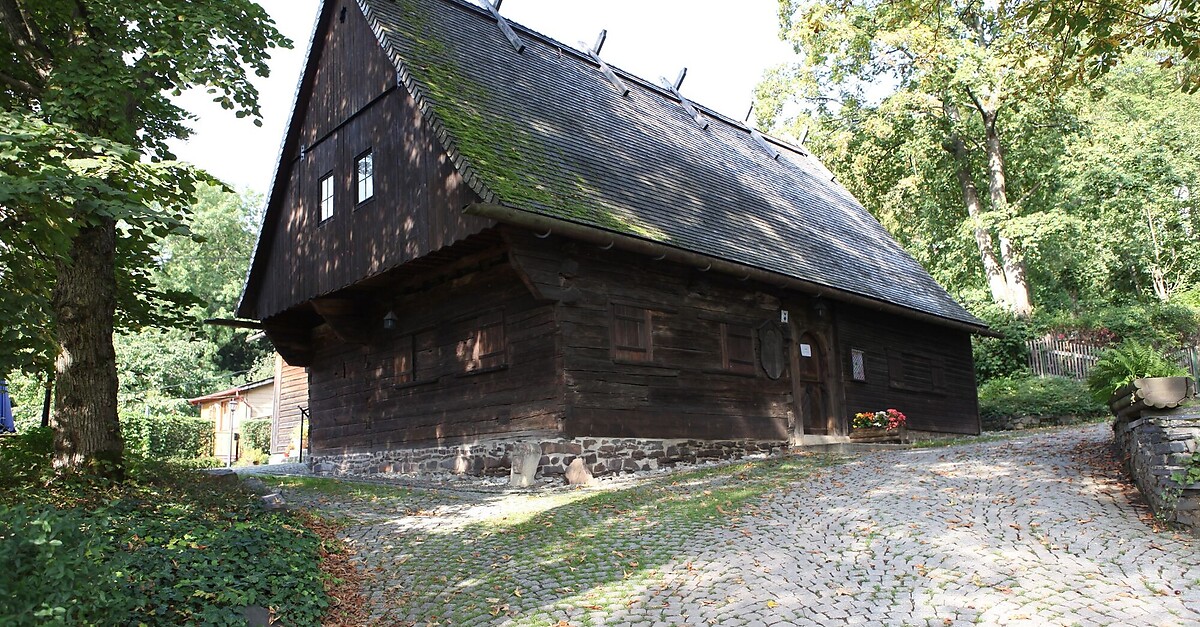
[850, 348, 866, 381]
[355, 150, 374, 204]
[721, 322, 756, 375]
[318, 172, 334, 222]
[466, 309, 507, 373]
[612, 303, 653, 362]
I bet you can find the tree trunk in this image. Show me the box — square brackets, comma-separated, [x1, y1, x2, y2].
[982, 109, 1032, 317]
[50, 218, 124, 478]
[946, 134, 1011, 308]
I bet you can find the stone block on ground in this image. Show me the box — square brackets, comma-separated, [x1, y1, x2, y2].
[242, 477, 269, 494]
[510, 441, 540, 488]
[565, 457, 593, 486]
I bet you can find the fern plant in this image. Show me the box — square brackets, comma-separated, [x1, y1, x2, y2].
[1086, 340, 1189, 403]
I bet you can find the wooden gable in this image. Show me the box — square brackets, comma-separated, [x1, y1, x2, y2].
[239, 0, 490, 322]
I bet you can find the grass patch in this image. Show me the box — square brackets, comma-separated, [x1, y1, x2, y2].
[258, 475, 416, 500]
[0, 429, 331, 626]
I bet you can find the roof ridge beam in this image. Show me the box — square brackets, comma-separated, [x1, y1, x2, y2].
[660, 68, 708, 130]
[581, 30, 629, 96]
[485, 0, 525, 53]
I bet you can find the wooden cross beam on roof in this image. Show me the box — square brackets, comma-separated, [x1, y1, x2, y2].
[485, 0, 525, 53]
[744, 104, 781, 161]
[581, 30, 629, 96]
[660, 68, 709, 130]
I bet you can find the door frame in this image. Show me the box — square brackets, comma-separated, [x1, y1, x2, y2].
[786, 306, 845, 444]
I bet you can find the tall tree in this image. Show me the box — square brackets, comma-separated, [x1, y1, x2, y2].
[0, 1, 288, 476]
[762, 0, 1063, 315]
[1021, 0, 1200, 91]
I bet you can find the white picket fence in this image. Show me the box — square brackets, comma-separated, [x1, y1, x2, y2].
[1026, 337, 1200, 381]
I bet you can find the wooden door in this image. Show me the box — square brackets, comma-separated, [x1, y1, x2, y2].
[793, 331, 833, 436]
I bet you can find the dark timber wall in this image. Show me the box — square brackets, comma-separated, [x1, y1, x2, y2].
[508, 234, 797, 441]
[307, 260, 563, 454]
[271, 358, 310, 456]
[836, 305, 980, 435]
[247, 2, 489, 320]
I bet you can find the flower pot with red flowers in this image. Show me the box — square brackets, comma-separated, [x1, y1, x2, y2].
[850, 408, 908, 443]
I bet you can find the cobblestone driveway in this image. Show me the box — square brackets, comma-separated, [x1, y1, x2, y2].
[291, 424, 1200, 626]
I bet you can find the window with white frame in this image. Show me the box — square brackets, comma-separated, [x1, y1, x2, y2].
[356, 150, 374, 204]
[319, 172, 334, 222]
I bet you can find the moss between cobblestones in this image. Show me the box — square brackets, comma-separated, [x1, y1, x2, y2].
[301, 454, 846, 623]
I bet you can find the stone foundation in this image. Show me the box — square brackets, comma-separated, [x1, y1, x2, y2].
[308, 437, 786, 479]
[1113, 406, 1200, 532]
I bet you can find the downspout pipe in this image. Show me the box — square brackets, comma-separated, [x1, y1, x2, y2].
[465, 202, 998, 338]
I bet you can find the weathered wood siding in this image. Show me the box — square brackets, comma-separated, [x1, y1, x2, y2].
[509, 236, 795, 441]
[836, 305, 980, 434]
[307, 261, 563, 454]
[271, 356, 310, 456]
[246, 2, 489, 320]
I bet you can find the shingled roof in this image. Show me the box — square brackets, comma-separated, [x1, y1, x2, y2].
[350, 0, 984, 330]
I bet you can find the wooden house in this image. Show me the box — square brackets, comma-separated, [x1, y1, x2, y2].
[189, 378, 275, 464]
[187, 355, 311, 464]
[236, 0, 989, 476]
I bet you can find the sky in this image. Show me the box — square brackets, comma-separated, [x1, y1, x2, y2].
[168, 0, 798, 196]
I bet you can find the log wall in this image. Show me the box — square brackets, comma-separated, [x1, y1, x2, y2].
[271, 357, 311, 457]
[836, 305, 980, 435]
[306, 260, 563, 454]
[246, 3, 489, 320]
[509, 234, 796, 441]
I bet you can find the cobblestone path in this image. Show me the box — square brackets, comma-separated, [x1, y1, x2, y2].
[289, 424, 1200, 626]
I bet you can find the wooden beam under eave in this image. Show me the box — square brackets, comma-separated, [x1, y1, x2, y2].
[263, 324, 314, 367]
[310, 297, 375, 345]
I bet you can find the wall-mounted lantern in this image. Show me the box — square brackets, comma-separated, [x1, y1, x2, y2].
[382, 310, 399, 331]
[812, 298, 829, 320]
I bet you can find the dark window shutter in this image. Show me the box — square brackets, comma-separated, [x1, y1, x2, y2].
[470, 309, 507, 371]
[722, 323, 756, 375]
[394, 334, 414, 383]
[612, 304, 652, 362]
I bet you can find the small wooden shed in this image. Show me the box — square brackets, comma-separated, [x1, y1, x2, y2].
[236, 0, 988, 476]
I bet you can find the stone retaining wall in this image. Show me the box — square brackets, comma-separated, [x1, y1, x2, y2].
[1113, 406, 1200, 531]
[308, 437, 786, 479]
[981, 414, 1095, 431]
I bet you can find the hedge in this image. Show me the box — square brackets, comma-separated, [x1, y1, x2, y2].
[978, 375, 1106, 421]
[241, 418, 272, 453]
[121, 414, 214, 460]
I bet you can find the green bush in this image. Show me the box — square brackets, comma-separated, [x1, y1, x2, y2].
[979, 375, 1106, 420]
[1086, 340, 1190, 403]
[122, 414, 214, 460]
[971, 305, 1034, 383]
[0, 505, 132, 625]
[0, 459, 330, 625]
[1039, 302, 1200, 350]
[241, 418, 272, 453]
[0, 427, 54, 490]
[234, 446, 269, 467]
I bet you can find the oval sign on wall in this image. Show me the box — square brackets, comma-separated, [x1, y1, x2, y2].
[760, 323, 785, 380]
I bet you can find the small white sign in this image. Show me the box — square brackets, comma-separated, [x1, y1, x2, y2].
[780, 310, 789, 323]
[800, 343, 812, 357]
